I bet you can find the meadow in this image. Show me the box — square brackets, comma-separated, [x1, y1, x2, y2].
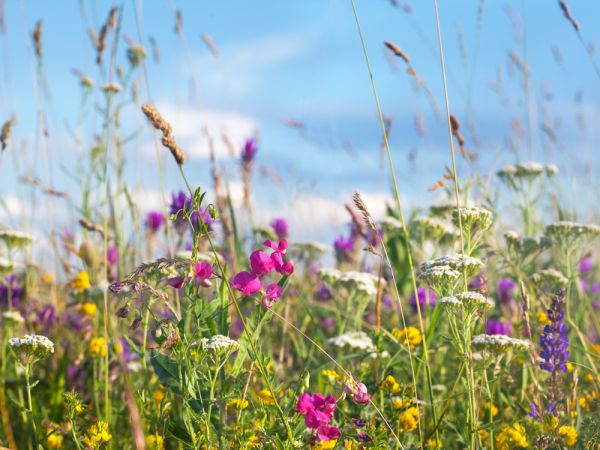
[0, 1, 599, 449]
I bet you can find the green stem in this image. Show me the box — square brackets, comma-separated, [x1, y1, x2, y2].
[25, 364, 38, 446]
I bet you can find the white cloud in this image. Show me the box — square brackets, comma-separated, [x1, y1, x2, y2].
[0, 196, 24, 219]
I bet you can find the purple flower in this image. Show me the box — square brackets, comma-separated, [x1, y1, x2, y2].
[321, 317, 336, 334]
[193, 262, 213, 287]
[145, 211, 164, 234]
[271, 218, 288, 240]
[107, 246, 119, 265]
[0, 275, 23, 308]
[485, 319, 510, 336]
[250, 250, 274, 276]
[232, 271, 261, 297]
[315, 283, 333, 301]
[345, 381, 370, 405]
[334, 234, 354, 263]
[109, 282, 125, 293]
[169, 191, 191, 218]
[469, 271, 486, 291]
[166, 276, 186, 289]
[409, 287, 437, 309]
[497, 278, 516, 304]
[241, 138, 258, 164]
[580, 257, 593, 274]
[37, 305, 56, 331]
[539, 289, 569, 374]
[382, 294, 393, 308]
[262, 283, 283, 309]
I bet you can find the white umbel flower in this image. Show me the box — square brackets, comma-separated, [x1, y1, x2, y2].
[194, 334, 239, 353]
[0, 229, 34, 248]
[9, 334, 54, 358]
[328, 331, 376, 352]
[472, 334, 530, 352]
[2, 310, 24, 324]
[455, 291, 494, 309]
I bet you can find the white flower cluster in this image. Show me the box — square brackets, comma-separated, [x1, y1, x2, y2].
[290, 241, 330, 254]
[497, 161, 557, 180]
[544, 221, 600, 243]
[0, 229, 34, 248]
[8, 334, 55, 358]
[440, 296, 463, 309]
[0, 257, 14, 272]
[318, 269, 381, 297]
[504, 231, 549, 255]
[421, 254, 484, 277]
[453, 207, 493, 231]
[379, 216, 404, 231]
[329, 331, 376, 352]
[194, 335, 239, 353]
[2, 310, 24, 324]
[471, 334, 530, 352]
[532, 268, 569, 288]
[455, 291, 494, 309]
[413, 217, 451, 239]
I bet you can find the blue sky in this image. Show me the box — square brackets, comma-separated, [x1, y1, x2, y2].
[0, 0, 599, 246]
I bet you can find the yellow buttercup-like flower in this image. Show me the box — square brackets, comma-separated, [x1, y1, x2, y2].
[88, 337, 108, 358]
[146, 434, 165, 450]
[558, 425, 577, 446]
[83, 421, 112, 447]
[380, 375, 401, 393]
[495, 423, 528, 450]
[392, 327, 422, 349]
[80, 302, 97, 318]
[70, 272, 91, 293]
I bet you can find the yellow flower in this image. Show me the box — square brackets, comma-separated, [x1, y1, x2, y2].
[425, 438, 442, 448]
[70, 272, 91, 292]
[46, 424, 64, 448]
[88, 337, 108, 358]
[391, 397, 411, 410]
[245, 435, 261, 448]
[543, 414, 559, 432]
[392, 327, 422, 349]
[537, 310, 550, 325]
[146, 434, 165, 450]
[478, 429, 489, 444]
[226, 398, 249, 410]
[380, 375, 401, 393]
[154, 388, 165, 406]
[320, 369, 341, 383]
[257, 389, 275, 405]
[80, 302, 97, 318]
[479, 402, 498, 418]
[83, 421, 112, 447]
[558, 425, 577, 446]
[566, 362, 574, 373]
[495, 423, 528, 450]
[313, 440, 337, 450]
[398, 406, 420, 432]
[42, 272, 54, 284]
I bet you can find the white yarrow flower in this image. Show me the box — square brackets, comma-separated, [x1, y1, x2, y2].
[2, 310, 24, 324]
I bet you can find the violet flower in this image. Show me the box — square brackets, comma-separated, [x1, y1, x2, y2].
[334, 234, 354, 263]
[497, 278, 516, 304]
[241, 138, 258, 164]
[579, 257, 593, 274]
[485, 319, 510, 336]
[145, 211, 164, 234]
[271, 218, 288, 240]
[0, 275, 23, 308]
[409, 287, 437, 309]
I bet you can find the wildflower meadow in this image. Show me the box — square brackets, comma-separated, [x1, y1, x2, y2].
[0, 1, 599, 449]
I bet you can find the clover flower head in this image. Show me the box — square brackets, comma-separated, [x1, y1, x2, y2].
[9, 334, 55, 359]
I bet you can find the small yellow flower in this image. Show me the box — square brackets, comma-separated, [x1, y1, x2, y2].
[320, 369, 341, 383]
[380, 375, 401, 393]
[88, 337, 108, 358]
[391, 397, 411, 410]
[226, 398, 249, 410]
[312, 440, 337, 450]
[425, 438, 442, 448]
[70, 272, 91, 293]
[257, 389, 275, 405]
[146, 434, 165, 450]
[558, 425, 577, 446]
[566, 362, 574, 373]
[42, 272, 54, 284]
[46, 423, 63, 448]
[543, 414, 559, 432]
[495, 423, 527, 450]
[83, 421, 112, 447]
[537, 310, 550, 325]
[80, 302, 97, 318]
[245, 435, 261, 448]
[392, 326, 422, 349]
[478, 429, 489, 444]
[154, 388, 165, 406]
[398, 406, 420, 432]
[479, 402, 498, 418]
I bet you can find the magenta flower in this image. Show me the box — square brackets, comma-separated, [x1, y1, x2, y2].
[334, 234, 354, 262]
[262, 283, 283, 309]
[485, 319, 510, 336]
[271, 218, 288, 240]
[345, 381, 370, 405]
[107, 246, 119, 265]
[409, 287, 437, 309]
[194, 262, 213, 287]
[166, 276, 186, 289]
[497, 278, 516, 303]
[317, 425, 340, 442]
[250, 250, 274, 276]
[264, 239, 287, 254]
[296, 393, 336, 430]
[232, 271, 261, 297]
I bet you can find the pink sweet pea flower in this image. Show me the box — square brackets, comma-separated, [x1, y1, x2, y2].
[166, 276, 186, 289]
[261, 283, 283, 309]
[194, 262, 213, 287]
[264, 239, 287, 254]
[280, 261, 294, 275]
[296, 392, 337, 430]
[345, 381, 370, 405]
[317, 425, 341, 442]
[250, 250, 274, 275]
[232, 271, 261, 296]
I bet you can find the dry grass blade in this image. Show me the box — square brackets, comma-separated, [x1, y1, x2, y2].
[353, 191, 376, 232]
[32, 20, 42, 64]
[141, 103, 185, 165]
[201, 33, 219, 57]
[0, 116, 16, 150]
[558, 0, 580, 31]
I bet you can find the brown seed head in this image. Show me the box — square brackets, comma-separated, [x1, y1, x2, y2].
[384, 40, 410, 63]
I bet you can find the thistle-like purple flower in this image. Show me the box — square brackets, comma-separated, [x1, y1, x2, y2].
[409, 286, 437, 309]
[497, 278, 516, 304]
[579, 257, 593, 274]
[334, 234, 354, 263]
[145, 211, 164, 234]
[485, 319, 510, 336]
[539, 289, 569, 402]
[241, 138, 258, 164]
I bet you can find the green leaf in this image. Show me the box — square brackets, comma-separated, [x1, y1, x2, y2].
[150, 350, 185, 395]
